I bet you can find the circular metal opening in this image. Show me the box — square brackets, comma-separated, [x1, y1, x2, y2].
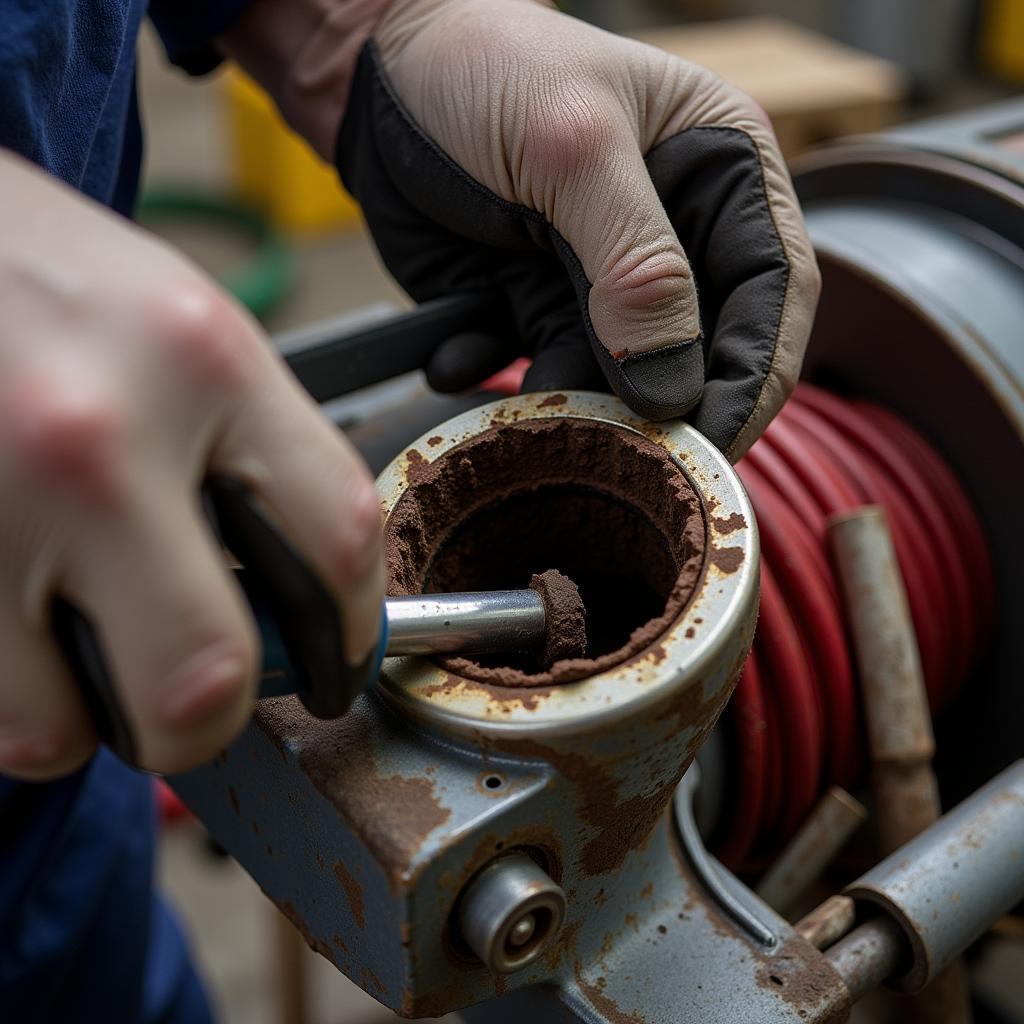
[385, 416, 705, 686]
[455, 850, 567, 974]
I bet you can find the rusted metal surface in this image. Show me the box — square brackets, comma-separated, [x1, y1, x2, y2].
[825, 915, 906, 1001]
[170, 393, 776, 1019]
[756, 788, 867, 916]
[828, 507, 936, 767]
[846, 760, 1024, 993]
[828, 506, 944, 854]
[830, 506, 972, 1022]
[375, 392, 759, 741]
[796, 896, 857, 951]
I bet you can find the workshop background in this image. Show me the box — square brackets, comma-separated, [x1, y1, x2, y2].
[139, 1, 1024, 1022]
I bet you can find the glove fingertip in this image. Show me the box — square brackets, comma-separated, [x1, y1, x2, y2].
[600, 339, 705, 422]
[425, 332, 510, 393]
[522, 345, 607, 395]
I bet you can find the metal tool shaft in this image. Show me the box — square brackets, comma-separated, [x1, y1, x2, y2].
[385, 590, 546, 656]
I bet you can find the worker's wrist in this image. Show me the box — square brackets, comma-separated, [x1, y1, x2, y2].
[218, 0, 395, 161]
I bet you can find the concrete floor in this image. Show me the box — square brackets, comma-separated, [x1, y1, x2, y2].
[136, 21, 1024, 1024]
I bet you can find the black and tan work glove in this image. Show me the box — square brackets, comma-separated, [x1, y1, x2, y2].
[333, 0, 820, 459]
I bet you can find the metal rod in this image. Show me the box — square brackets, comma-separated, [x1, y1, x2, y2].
[826, 915, 907, 1001]
[845, 759, 1024, 993]
[828, 506, 937, 776]
[830, 506, 971, 1022]
[385, 590, 546, 656]
[673, 766, 778, 949]
[756, 786, 867, 916]
[276, 291, 508, 403]
[795, 895, 857, 950]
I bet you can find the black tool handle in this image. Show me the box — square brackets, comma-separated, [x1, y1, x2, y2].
[51, 476, 380, 767]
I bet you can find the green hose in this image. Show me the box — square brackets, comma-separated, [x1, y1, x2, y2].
[138, 189, 296, 321]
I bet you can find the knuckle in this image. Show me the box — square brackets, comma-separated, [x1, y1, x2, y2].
[525, 97, 616, 177]
[155, 634, 256, 736]
[597, 243, 693, 312]
[152, 278, 256, 391]
[1, 377, 121, 497]
[0, 716, 94, 779]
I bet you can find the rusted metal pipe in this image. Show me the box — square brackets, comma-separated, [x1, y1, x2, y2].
[828, 507, 941, 850]
[846, 760, 1024, 992]
[826, 915, 907, 1001]
[829, 506, 971, 1023]
[756, 787, 867, 916]
[795, 895, 857, 950]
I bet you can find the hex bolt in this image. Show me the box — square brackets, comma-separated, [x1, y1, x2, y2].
[457, 852, 567, 974]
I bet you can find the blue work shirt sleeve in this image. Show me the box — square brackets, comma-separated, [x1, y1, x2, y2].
[149, 0, 256, 75]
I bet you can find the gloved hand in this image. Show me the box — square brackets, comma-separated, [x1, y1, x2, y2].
[0, 152, 384, 778]
[333, 0, 820, 460]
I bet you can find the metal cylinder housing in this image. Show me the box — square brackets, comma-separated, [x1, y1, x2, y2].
[376, 391, 758, 752]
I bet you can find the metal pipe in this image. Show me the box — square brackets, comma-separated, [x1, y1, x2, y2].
[385, 590, 546, 655]
[756, 787, 867, 915]
[828, 507, 938, 806]
[795, 895, 857, 950]
[846, 759, 1024, 992]
[830, 506, 972, 1021]
[457, 852, 567, 974]
[826, 915, 907, 1001]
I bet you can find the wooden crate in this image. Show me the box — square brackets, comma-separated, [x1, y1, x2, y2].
[631, 17, 906, 159]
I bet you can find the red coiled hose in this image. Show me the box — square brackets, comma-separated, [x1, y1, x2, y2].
[717, 383, 993, 869]
[487, 365, 992, 870]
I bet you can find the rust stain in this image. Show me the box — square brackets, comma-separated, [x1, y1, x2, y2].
[574, 961, 645, 1024]
[709, 545, 744, 573]
[538, 393, 568, 408]
[421, 674, 555, 711]
[712, 512, 746, 535]
[315, 852, 324, 869]
[334, 860, 366, 929]
[256, 700, 451, 891]
[332, 933, 349, 953]
[427, 435, 443, 447]
[361, 965, 388, 996]
[754, 937, 850, 1023]
[685, 626, 695, 639]
[405, 449, 429, 483]
[494, 737, 688, 876]
[279, 901, 337, 968]
[228, 786, 240, 816]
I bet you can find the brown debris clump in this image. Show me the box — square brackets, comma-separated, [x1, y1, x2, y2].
[530, 568, 587, 668]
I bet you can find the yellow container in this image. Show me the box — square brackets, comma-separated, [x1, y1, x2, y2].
[979, 0, 1024, 83]
[224, 68, 362, 234]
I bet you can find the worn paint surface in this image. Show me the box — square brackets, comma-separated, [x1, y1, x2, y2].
[165, 394, 862, 1022]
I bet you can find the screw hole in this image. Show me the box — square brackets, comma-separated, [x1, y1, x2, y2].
[484, 775, 504, 790]
[769, 974, 784, 987]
